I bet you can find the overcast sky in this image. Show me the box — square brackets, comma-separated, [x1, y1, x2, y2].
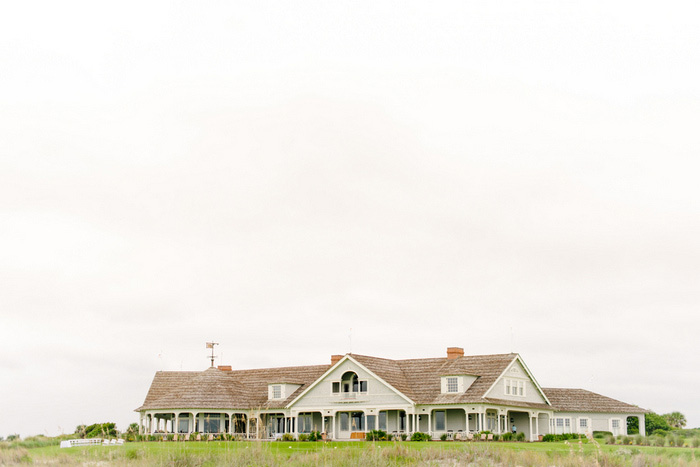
[1, 1, 699, 437]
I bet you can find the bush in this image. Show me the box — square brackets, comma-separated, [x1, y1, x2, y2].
[605, 435, 615, 445]
[297, 433, 309, 441]
[593, 431, 612, 439]
[542, 434, 556, 442]
[400, 433, 407, 441]
[501, 433, 513, 441]
[493, 434, 500, 441]
[440, 433, 448, 441]
[411, 432, 431, 442]
[690, 437, 700, 448]
[366, 430, 388, 441]
[621, 435, 632, 445]
[280, 433, 294, 441]
[166, 434, 174, 441]
[651, 429, 668, 436]
[668, 435, 684, 447]
[516, 432, 526, 442]
[308, 431, 321, 442]
[651, 435, 665, 447]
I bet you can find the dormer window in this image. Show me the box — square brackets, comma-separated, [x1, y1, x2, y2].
[446, 377, 459, 393]
[272, 385, 282, 399]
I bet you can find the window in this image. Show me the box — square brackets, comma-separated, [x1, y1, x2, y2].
[366, 415, 376, 430]
[335, 372, 368, 395]
[447, 377, 459, 393]
[203, 414, 220, 433]
[611, 419, 621, 435]
[504, 379, 525, 397]
[579, 419, 588, 428]
[272, 385, 282, 399]
[340, 413, 349, 431]
[378, 411, 387, 430]
[351, 412, 365, 431]
[435, 411, 446, 431]
[298, 413, 314, 433]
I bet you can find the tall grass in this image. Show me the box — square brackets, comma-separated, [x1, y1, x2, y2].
[18, 441, 700, 467]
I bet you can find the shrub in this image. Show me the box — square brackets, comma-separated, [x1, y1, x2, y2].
[493, 434, 499, 441]
[166, 434, 174, 441]
[593, 431, 612, 439]
[621, 435, 631, 445]
[605, 435, 615, 445]
[690, 437, 700, 448]
[651, 435, 665, 447]
[516, 432, 526, 442]
[297, 433, 309, 441]
[669, 435, 684, 447]
[633, 434, 643, 445]
[440, 433, 448, 441]
[366, 430, 388, 441]
[280, 433, 294, 441]
[501, 433, 513, 441]
[308, 431, 321, 442]
[411, 432, 431, 442]
[651, 429, 668, 436]
[542, 434, 556, 442]
[400, 433, 407, 441]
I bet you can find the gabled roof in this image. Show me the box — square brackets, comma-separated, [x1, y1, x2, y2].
[135, 364, 329, 411]
[542, 388, 648, 414]
[350, 352, 521, 405]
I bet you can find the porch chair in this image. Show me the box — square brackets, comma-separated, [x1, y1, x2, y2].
[466, 433, 474, 441]
[207, 434, 214, 441]
[184, 434, 190, 441]
[195, 434, 201, 441]
[172, 434, 178, 441]
[103, 439, 110, 446]
[487, 434, 493, 441]
[480, 433, 487, 441]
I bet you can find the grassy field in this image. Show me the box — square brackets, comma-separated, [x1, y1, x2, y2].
[3, 439, 699, 466]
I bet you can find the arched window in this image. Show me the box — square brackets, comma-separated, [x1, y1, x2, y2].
[341, 371, 358, 393]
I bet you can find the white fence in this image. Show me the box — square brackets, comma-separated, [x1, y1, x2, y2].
[60, 438, 124, 448]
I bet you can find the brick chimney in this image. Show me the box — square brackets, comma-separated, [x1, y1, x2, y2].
[446, 347, 464, 360]
[217, 365, 232, 371]
[331, 355, 344, 365]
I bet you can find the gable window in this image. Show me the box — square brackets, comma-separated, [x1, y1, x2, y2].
[331, 371, 368, 396]
[272, 385, 282, 399]
[446, 377, 459, 393]
[504, 379, 525, 397]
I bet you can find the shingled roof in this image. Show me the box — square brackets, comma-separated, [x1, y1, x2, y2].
[137, 353, 643, 414]
[136, 364, 329, 411]
[350, 353, 535, 405]
[542, 388, 648, 413]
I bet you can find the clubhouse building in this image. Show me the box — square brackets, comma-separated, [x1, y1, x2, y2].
[136, 347, 647, 440]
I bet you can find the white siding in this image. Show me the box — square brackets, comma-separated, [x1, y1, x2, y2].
[485, 360, 547, 404]
[291, 359, 409, 409]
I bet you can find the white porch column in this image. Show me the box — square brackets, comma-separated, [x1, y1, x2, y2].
[150, 414, 155, 434]
[174, 414, 179, 435]
[639, 414, 646, 437]
[535, 414, 539, 439]
[427, 412, 432, 436]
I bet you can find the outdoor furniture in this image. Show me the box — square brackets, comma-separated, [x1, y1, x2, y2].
[350, 432, 366, 440]
[207, 434, 214, 441]
[466, 433, 474, 441]
[184, 434, 190, 441]
[487, 434, 494, 441]
[480, 434, 487, 441]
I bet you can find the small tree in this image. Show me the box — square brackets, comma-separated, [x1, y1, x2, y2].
[662, 412, 687, 429]
[6, 434, 20, 441]
[645, 412, 671, 434]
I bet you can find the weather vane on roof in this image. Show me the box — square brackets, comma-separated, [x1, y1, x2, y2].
[206, 342, 219, 367]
